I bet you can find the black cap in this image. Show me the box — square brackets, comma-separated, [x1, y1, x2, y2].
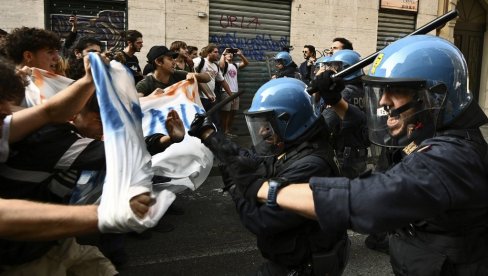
[147, 46, 178, 63]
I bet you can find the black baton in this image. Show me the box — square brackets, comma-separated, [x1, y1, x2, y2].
[333, 9, 459, 79]
[204, 90, 245, 116]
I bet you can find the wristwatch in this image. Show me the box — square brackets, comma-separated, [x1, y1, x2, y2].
[266, 177, 288, 207]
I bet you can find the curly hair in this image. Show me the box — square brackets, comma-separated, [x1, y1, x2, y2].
[0, 57, 27, 103]
[4, 27, 61, 64]
[170, 40, 187, 52]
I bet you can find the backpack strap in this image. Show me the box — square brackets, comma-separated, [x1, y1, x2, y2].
[195, 57, 205, 73]
[223, 61, 229, 76]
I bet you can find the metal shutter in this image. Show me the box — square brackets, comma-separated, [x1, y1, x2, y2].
[209, 0, 292, 135]
[45, 0, 127, 52]
[376, 11, 416, 51]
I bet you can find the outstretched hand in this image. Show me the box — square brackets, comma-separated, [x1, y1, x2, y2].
[166, 110, 185, 143]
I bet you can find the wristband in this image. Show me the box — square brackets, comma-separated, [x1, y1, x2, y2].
[266, 177, 288, 207]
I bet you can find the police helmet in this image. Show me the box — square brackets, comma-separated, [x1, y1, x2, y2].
[362, 35, 472, 148]
[330, 49, 364, 80]
[244, 78, 320, 156]
[274, 51, 293, 66]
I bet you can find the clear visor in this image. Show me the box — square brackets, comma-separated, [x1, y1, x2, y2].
[364, 83, 436, 148]
[313, 61, 343, 79]
[245, 111, 284, 156]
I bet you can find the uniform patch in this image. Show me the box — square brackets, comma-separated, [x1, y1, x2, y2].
[402, 141, 418, 155]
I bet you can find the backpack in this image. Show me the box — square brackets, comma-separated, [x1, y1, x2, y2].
[195, 58, 223, 100]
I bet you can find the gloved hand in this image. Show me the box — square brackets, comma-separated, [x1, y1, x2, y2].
[307, 70, 345, 105]
[188, 113, 215, 139]
[225, 154, 263, 201]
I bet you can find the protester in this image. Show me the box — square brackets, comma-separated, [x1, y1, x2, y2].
[121, 30, 143, 83]
[299, 45, 316, 85]
[218, 47, 249, 138]
[137, 45, 210, 97]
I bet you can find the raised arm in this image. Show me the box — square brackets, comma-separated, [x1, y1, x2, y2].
[9, 56, 96, 143]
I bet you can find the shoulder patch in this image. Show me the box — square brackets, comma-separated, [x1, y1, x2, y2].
[402, 141, 418, 155]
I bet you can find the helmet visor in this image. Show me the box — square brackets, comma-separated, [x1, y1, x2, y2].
[364, 80, 436, 148]
[245, 110, 284, 156]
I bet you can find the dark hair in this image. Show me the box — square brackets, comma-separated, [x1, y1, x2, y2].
[304, 45, 316, 56]
[121, 30, 142, 45]
[0, 57, 27, 103]
[73, 37, 102, 54]
[0, 29, 7, 37]
[170, 41, 187, 52]
[188, 46, 198, 53]
[332, 37, 353, 50]
[4, 27, 61, 64]
[205, 44, 218, 56]
[83, 94, 100, 113]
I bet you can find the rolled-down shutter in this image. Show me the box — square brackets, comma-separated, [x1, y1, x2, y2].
[45, 0, 127, 52]
[209, 0, 291, 135]
[376, 11, 416, 51]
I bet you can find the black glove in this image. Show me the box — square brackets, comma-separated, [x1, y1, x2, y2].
[188, 113, 215, 138]
[225, 154, 263, 201]
[307, 70, 345, 106]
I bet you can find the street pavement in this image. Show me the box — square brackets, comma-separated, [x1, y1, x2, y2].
[117, 134, 393, 276]
[117, 126, 488, 275]
[119, 175, 392, 276]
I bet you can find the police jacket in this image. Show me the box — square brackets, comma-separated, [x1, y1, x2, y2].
[309, 125, 488, 274]
[275, 62, 300, 79]
[231, 133, 345, 268]
[341, 77, 365, 112]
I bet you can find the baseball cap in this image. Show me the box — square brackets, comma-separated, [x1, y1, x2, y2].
[146, 46, 178, 63]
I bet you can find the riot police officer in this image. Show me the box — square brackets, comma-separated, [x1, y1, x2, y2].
[189, 78, 349, 276]
[311, 50, 370, 179]
[253, 35, 488, 275]
[272, 51, 300, 79]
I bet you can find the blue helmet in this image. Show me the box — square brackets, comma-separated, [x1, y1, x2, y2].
[245, 78, 319, 156]
[330, 49, 363, 80]
[362, 35, 472, 148]
[274, 51, 293, 66]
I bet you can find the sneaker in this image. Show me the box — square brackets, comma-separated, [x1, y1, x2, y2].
[364, 232, 390, 254]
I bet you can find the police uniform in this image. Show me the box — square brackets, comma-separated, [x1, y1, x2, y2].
[323, 98, 369, 179]
[222, 128, 349, 276]
[309, 129, 488, 275]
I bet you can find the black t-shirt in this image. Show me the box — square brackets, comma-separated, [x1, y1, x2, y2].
[123, 51, 143, 83]
[136, 70, 188, 96]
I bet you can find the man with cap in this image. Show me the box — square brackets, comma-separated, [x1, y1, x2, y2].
[136, 45, 210, 97]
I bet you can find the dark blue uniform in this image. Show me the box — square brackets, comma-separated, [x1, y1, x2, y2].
[309, 130, 488, 275]
[212, 126, 349, 275]
[323, 98, 369, 179]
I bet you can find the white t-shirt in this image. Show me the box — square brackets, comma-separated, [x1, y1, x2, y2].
[223, 62, 241, 93]
[0, 115, 12, 163]
[192, 57, 224, 99]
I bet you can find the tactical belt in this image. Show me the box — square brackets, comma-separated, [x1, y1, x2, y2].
[395, 224, 488, 264]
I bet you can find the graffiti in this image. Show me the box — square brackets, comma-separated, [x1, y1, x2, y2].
[50, 10, 125, 54]
[210, 32, 289, 61]
[219, 14, 260, 29]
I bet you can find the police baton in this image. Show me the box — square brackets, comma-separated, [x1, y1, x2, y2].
[204, 90, 245, 117]
[333, 9, 459, 79]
